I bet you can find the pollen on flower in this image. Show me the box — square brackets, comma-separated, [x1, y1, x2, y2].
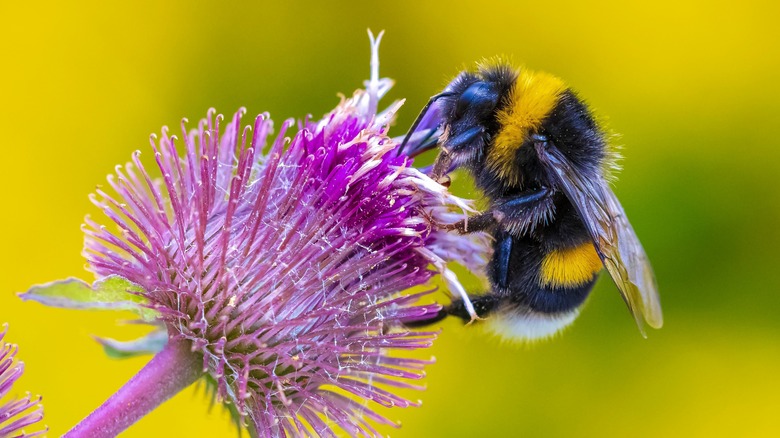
[73, 31, 491, 436]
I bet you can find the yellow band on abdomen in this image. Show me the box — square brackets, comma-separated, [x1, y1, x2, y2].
[540, 242, 602, 288]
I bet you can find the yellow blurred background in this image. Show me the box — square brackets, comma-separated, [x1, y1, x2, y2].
[2, 1, 779, 436]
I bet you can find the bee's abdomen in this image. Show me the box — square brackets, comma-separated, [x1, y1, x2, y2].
[539, 242, 602, 288]
[512, 242, 602, 314]
[492, 234, 602, 315]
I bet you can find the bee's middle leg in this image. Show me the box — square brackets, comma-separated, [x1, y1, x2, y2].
[444, 187, 554, 235]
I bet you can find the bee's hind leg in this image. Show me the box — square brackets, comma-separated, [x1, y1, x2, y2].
[414, 249, 484, 324]
[402, 293, 501, 327]
[446, 294, 502, 324]
[440, 267, 482, 324]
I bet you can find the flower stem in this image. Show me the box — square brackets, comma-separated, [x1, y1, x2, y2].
[64, 336, 203, 438]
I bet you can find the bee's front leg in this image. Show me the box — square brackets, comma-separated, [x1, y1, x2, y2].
[429, 150, 453, 184]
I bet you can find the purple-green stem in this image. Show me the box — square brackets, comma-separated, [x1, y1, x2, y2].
[64, 336, 203, 438]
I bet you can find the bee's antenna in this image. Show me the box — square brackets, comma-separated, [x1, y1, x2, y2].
[397, 91, 456, 156]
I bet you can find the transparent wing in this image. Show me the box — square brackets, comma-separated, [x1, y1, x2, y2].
[537, 143, 663, 335]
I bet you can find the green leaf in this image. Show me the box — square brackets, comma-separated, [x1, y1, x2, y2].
[19, 275, 158, 320]
[94, 329, 168, 359]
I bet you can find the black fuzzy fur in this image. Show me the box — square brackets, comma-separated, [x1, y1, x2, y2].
[424, 62, 609, 321]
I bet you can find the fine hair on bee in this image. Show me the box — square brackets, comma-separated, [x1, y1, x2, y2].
[400, 59, 663, 341]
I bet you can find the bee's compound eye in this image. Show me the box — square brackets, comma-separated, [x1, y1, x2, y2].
[455, 82, 497, 119]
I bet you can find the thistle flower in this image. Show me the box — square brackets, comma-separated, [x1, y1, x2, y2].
[0, 324, 46, 438]
[21, 32, 489, 437]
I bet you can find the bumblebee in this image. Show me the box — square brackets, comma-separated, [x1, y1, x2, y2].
[401, 61, 663, 340]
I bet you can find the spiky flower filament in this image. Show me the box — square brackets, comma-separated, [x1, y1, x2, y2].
[82, 85, 483, 434]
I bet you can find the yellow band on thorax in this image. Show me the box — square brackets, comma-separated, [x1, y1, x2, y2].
[488, 69, 566, 186]
[540, 242, 602, 288]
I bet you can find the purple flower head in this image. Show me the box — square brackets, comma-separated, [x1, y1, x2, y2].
[68, 32, 490, 436]
[0, 325, 46, 438]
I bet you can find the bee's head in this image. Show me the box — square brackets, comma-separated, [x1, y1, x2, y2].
[436, 62, 517, 169]
[400, 62, 608, 184]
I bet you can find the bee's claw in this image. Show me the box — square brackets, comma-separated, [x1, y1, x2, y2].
[418, 209, 436, 227]
[436, 174, 451, 188]
[465, 314, 486, 325]
[442, 222, 460, 232]
[419, 208, 458, 232]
